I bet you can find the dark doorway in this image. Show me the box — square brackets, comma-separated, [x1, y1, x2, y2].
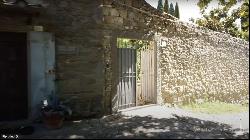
[0, 32, 28, 121]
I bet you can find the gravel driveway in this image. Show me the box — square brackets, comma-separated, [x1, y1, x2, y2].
[19, 104, 248, 139]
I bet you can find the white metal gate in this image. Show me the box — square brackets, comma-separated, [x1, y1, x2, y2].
[117, 48, 136, 110]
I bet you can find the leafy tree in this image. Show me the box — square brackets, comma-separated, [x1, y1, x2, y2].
[169, 3, 175, 16]
[157, 0, 164, 12]
[164, 0, 169, 13]
[194, 0, 249, 41]
[174, 2, 180, 19]
[239, 0, 249, 39]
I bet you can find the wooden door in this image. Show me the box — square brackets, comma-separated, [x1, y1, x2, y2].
[28, 31, 55, 119]
[139, 48, 156, 105]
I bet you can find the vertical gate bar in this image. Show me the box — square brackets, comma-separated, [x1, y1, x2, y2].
[118, 48, 120, 108]
[143, 51, 147, 103]
[127, 49, 130, 108]
[141, 51, 144, 105]
[117, 45, 119, 109]
[135, 50, 137, 106]
[152, 50, 154, 102]
[128, 49, 130, 108]
[149, 50, 151, 102]
[131, 49, 134, 106]
[123, 49, 126, 109]
[147, 50, 149, 102]
[150, 50, 152, 102]
[144, 50, 146, 103]
[152, 49, 155, 103]
[147, 50, 150, 102]
[118, 42, 120, 109]
[144, 51, 146, 104]
[134, 49, 136, 106]
[129, 49, 132, 107]
[125, 49, 128, 109]
[129, 49, 131, 107]
[140, 51, 144, 104]
[132, 49, 134, 106]
[146, 50, 148, 103]
[124, 49, 127, 109]
[117, 48, 119, 108]
[148, 50, 150, 102]
[119, 48, 123, 109]
[127, 49, 129, 108]
[119, 48, 122, 109]
[152, 47, 154, 104]
[120, 48, 121, 109]
[131, 49, 133, 106]
[122, 48, 125, 109]
[121, 48, 125, 109]
[134, 49, 135, 106]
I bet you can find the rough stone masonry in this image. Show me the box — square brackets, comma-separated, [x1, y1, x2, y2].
[101, 0, 249, 108]
[0, 0, 248, 119]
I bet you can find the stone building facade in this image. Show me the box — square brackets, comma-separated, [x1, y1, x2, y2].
[0, 0, 248, 120]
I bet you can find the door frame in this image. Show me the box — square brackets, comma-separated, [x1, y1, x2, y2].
[0, 30, 55, 121]
[114, 37, 157, 111]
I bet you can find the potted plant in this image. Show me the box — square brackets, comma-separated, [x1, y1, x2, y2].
[41, 94, 72, 129]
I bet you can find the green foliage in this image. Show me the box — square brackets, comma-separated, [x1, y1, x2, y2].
[239, 0, 249, 39]
[197, 0, 213, 13]
[163, 0, 169, 13]
[169, 3, 175, 16]
[174, 2, 180, 19]
[117, 38, 150, 51]
[195, 0, 249, 41]
[157, 0, 164, 12]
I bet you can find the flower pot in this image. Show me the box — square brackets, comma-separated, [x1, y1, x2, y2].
[43, 111, 64, 129]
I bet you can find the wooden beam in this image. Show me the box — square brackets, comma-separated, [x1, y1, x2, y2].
[0, 25, 33, 32]
[0, 4, 44, 16]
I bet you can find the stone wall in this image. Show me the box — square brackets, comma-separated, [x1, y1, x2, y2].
[157, 28, 249, 105]
[0, 0, 248, 118]
[101, 0, 165, 112]
[101, 0, 249, 108]
[39, 0, 106, 117]
[0, 0, 107, 118]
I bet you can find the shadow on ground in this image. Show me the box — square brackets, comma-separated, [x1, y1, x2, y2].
[10, 114, 250, 139]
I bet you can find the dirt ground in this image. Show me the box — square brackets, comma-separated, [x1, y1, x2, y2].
[10, 105, 250, 139]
